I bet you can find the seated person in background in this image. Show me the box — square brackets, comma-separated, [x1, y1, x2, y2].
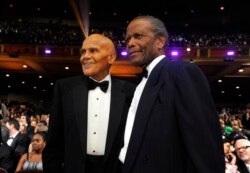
[223, 136, 239, 173]
[0, 119, 30, 173]
[15, 132, 46, 173]
[34, 121, 48, 133]
[0, 118, 9, 142]
[19, 123, 27, 135]
[242, 103, 250, 130]
[234, 136, 250, 173]
[28, 123, 48, 153]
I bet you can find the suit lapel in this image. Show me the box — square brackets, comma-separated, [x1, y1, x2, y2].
[73, 76, 88, 155]
[104, 78, 126, 160]
[10, 133, 20, 148]
[124, 58, 167, 172]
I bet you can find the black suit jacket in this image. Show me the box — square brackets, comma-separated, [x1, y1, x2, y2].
[236, 157, 249, 173]
[122, 58, 225, 173]
[43, 75, 135, 173]
[0, 133, 30, 173]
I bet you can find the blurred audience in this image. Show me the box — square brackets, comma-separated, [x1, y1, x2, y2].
[0, 19, 249, 47]
[242, 103, 250, 130]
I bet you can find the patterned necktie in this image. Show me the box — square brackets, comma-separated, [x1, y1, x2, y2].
[88, 79, 109, 92]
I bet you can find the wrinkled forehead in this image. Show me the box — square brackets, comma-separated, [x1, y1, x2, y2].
[235, 139, 250, 147]
[82, 35, 114, 50]
[83, 37, 104, 47]
[127, 19, 152, 33]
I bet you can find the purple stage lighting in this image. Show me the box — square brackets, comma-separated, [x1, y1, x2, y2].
[171, 51, 179, 56]
[227, 50, 235, 56]
[120, 50, 128, 57]
[224, 50, 236, 62]
[45, 49, 52, 54]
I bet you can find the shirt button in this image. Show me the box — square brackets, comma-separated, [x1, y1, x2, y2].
[93, 132, 96, 134]
[93, 150, 95, 153]
[95, 114, 97, 117]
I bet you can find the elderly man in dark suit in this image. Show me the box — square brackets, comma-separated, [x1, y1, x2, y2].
[0, 119, 30, 173]
[42, 34, 135, 173]
[118, 15, 225, 173]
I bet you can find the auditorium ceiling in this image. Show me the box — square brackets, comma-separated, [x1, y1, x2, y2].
[0, 0, 250, 104]
[0, 53, 250, 104]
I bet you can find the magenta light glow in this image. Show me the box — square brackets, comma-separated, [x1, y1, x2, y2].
[171, 51, 179, 56]
[227, 51, 235, 56]
[45, 49, 52, 54]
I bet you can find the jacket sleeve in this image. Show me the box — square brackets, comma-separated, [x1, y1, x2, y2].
[174, 62, 225, 173]
[42, 80, 64, 172]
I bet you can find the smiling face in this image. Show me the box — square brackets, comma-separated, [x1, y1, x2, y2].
[235, 139, 250, 163]
[125, 18, 166, 67]
[80, 34, 116, 81]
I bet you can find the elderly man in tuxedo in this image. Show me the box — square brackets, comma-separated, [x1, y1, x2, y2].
[118, 15, 225, 173]
[42, 34, 135, 173]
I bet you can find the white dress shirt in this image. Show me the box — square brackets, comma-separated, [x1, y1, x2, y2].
[245, 163, 250, 172]
[7, 131, 19, 146]
[87, 74, 111, 155]
[119, 55, 165, 163]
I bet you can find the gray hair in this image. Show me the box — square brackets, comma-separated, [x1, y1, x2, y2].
[131, 15, 169, 46]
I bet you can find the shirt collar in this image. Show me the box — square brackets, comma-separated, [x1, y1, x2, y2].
[146, 55, 165, 77]
[89, 74, 111, 83]
[10, 131, 19, 138]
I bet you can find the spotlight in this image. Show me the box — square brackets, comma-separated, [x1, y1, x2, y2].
[227, 50, 235, 56]
[169, 50, 181, 61]
[171, 51, 179, 57]
[44, 49, 52, 54]
[120, 50, 128, 58]
[224, 50, 236, 62]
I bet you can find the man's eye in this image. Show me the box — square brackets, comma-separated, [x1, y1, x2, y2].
[125, 33, 145, 44]
[89, 48, 98, 53]
[134, 33, 144, 39]
[125, 37, 131, 44]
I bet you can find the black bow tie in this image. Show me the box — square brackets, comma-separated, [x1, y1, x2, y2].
[88, 79, 109, 92]
[138, 68, 148, 79]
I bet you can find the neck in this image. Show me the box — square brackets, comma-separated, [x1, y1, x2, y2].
[33, 149, 43, 154]
[9, 130, 18, 136]
[90, 73, 109, 82]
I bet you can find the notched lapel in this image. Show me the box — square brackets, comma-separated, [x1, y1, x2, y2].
[124, 59, 166, 172]
[105, 79, 126, 161]
[73, 77, 88, 155]
[10, 134, 19, 148]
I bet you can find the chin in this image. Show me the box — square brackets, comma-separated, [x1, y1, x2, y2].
[83, 70, 93, 77]
[130, 57, 143, 66]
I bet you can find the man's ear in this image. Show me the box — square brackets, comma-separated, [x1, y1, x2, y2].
[157, 36, 166, 49]
[108, 52, 117, 64]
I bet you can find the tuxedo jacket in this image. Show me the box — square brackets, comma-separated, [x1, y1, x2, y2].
[122, 58, 225, 173]
[42, 75, 135, 173]
[0, 133, 30, 173]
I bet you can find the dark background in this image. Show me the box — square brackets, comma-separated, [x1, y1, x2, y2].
[0, 0, 250, 106]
